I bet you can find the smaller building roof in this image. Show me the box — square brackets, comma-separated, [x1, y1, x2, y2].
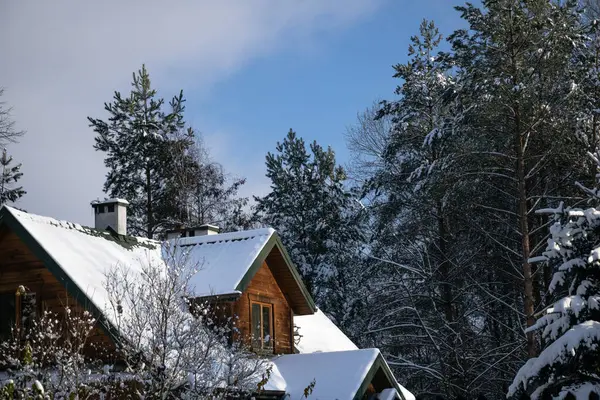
[293, 308, 358, 353]
[170, 228, 274, 297]
[265, 349, 412, 400]
[169, 228, 315, 314]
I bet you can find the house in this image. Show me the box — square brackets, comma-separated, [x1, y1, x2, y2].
[0, 200, 414, 400]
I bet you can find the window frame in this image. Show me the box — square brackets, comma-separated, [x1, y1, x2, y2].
[250, 300, 274, 352]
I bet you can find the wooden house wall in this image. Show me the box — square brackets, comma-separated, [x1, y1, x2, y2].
[0, 228, 115, 360]
[232, 261, 294, 354]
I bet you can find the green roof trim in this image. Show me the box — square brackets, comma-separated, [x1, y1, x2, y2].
[0, 207, 121, 344]
[353, 352, 406, 400]
[234, 232, 316, 314]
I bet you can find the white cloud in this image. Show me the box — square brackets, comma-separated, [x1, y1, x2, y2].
[0, 0, 381, 225]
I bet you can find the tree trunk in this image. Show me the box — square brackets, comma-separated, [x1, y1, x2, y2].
[146, 164, 153, 239]
[437, 202, 453, 324]
[516, 112, 536, 358]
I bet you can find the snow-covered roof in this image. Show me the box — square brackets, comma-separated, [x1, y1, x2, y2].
[265, 349, 414, 400]
[293, 308, 358, 353]
[170, 228, 275, 297]
[2, 205, 314, 317]
[169, 228, 315, 314]
[2, 206, 163, 327]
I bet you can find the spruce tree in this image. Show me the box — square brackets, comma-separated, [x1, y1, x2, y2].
[508, 151, 600, 399]
[367, 20, 493, 398]
[255, 129, 363, 308]
[88, 65, 188, 238]
[0, 148, 25, 205]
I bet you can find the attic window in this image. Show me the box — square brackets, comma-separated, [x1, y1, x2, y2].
[107, 204, 115, 213]
[251, 301, 273, 352]
[98, 205, 105, 214]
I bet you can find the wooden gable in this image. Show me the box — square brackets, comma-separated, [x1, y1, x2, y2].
[232, 260, 294, 354]
[235, 237, 315, 316]
[0, 226, 115, 360]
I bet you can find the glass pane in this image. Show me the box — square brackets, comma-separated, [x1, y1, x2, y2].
[251, 303, 261, 348]
[262, 305, 272, 348]
[0, 293, 15, 340]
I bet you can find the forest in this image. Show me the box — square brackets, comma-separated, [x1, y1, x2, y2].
[3, 0, 600, 398]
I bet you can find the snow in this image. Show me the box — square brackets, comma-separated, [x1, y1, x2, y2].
[265, 349, 380, 399]
[378, 388, 400, 400]
[508, 320, 600, 398]
[398, 385, 416, 400]
[168, 228, 275, 297]
[6, 206, 277, 316]
[264, 349, 415, 400]
[293, 308, 358, 353]
[5, 206, 163, 326]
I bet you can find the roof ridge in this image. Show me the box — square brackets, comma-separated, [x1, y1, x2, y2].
[169, 227, 275, 247]
[4, 206, 160, 249]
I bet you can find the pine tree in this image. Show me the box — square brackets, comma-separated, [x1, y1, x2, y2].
[0, 148, 24, 205]
[365, 20, 494, 398]
[0, 88, 26, 206]
[508, 151, 600, 399]
[88, 65, 189, 238]
[448, 0, 590, 359]
[255, 129, 363, 308]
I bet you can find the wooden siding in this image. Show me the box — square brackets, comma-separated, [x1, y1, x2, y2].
[232, 261, 293, 354]
[0, 227, 115, 360]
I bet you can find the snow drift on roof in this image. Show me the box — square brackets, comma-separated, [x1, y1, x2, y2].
[265, 348, 415, 400]
[293, 308, 358, 353]
[266, 349, 380, 399]
[168, 228, 275, 297]
[5, 206, 163, 325]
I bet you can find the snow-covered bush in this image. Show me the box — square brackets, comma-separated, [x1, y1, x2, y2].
[0, 303, 110, 399]
[102, 242, 268, 398]
[508, 152, 600, 399]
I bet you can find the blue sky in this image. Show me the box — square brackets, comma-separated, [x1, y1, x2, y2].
[1, 0, 469, 225]
[190, 0, 468, 197]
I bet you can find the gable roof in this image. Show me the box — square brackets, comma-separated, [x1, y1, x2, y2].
[265, 349, 411, 400]
[0, 206, 315, 319]
[293, 308, 358, 353]
[170, 229, 316, 315]
[0, 206, 164, 335]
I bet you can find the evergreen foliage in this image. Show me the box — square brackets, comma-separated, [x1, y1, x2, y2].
[348, 1, 600, 397]
[88, 65, 189, 238]
[254, 129, 366, 330]
[0, 148, 25, 205]
[508, 151, 600, 399]
[0, 89, 25, 206]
